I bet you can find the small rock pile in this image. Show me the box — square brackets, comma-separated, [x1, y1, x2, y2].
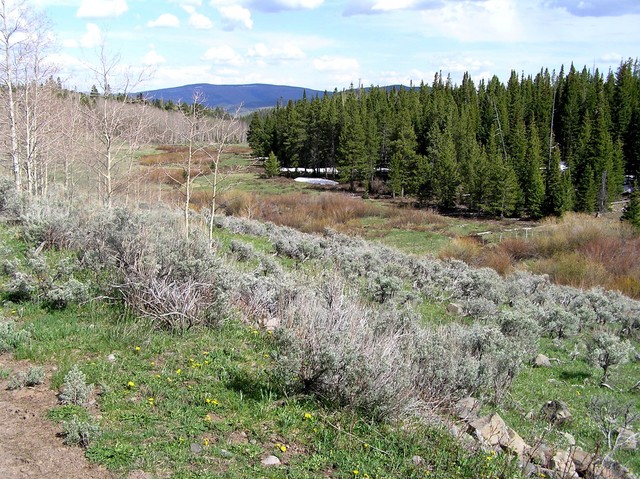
[451, 397, 637, 479]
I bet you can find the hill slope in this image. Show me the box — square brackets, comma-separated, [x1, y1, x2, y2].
[139, 83, 326, 111]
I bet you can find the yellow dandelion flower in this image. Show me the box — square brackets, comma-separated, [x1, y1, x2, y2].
[127, 381, 135, 388]
[167, 377, 172, 382]
[280, 445, 287, 452]
[206, 398, 212, 404]
[204, 414, 212, 422]
[176, 369, 181, 375]
[212, 399, 219, 406]
[203, 438, 209, 446]
[353, 470, 359, 476]
[156, 374, 161, 379]
[304, 412, 312, 420]
[203, 351, 209, 356]
[134, 346, 141, 351]
[179, 437, 185, 443]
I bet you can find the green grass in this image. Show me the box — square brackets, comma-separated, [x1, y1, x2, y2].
[497, 337, 640, 472]
[4, 300, 522, 479]
[368, 229, 451, 255]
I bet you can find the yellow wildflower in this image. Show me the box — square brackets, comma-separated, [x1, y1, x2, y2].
[127, 381, 135, 388]
[304, 412, 312, 420]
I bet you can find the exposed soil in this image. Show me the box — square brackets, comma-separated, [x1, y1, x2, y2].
[0, 355, 114, 479]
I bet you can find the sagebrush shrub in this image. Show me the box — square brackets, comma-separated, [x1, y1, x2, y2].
[59, 365, 93, 406]
[62, 416, 101, 448]
[0, 318, 30, 352]
[229, 239, 256, 261]
[7, 366, 45, 390]
[43, 278, 90, 310]
[5, 271, 37, 302]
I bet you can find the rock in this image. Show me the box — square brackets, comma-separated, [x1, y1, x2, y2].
[541, 400, 572, 426]
[218, 448, 233, 458]
[447, 303, 464, 315]
[549, 449, 578, 479]
[107, 354, 116, 362]
[569, 447, 595, 475]
[471, 413, 510, 447]
[412, 455, 424, 466]
[617, 427, 637, 450]
[534, 354, 552, 368]
[190, 443, 202, 454]
[454, 397, 481, 421]
[504, 426, 529, 457]
[560, 432, 576, 446]
[261, 455, 281, 466]
[524, 443, 551, 466]
[592, 458, 639, 479]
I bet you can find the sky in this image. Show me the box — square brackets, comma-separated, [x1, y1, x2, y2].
[35, 0, 640, 93]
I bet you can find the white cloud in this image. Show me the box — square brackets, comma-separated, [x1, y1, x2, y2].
[63, 38, 78, 48]
[169, 0, 202, 5]
[248, 42, 305, 62]
[143, 49, 166, 65]
[312, 55, 360, 72]
[77, 0, 128, 18]
[182, 5, 214, 28]
[147, 13, 180, 28]
[190, 11, 214, 28]
[210, 0, 324, 12]
[219, 5, 253, 30]
[202, 45, 244, 65]
[419, 0, 523, 43]
[80, 23, 103, 48]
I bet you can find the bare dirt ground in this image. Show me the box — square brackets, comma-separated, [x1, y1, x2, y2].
[0, 355, 114, 479]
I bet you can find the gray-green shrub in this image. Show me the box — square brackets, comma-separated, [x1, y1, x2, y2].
[62, 416, 101, 448]
[59, 365, 93, 406]
[0, 318, 30, 351]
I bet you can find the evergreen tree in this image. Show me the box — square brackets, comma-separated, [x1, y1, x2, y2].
[337, 94, 367, 191]
[525, 121, 545, 218]
[429, 124, 459, 210]
[621, 182, 640, 228]
[263, 151, 280, 178]
[543, 146, 564, 217]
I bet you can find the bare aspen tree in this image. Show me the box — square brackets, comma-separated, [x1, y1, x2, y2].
[205, 107, 243, 247]
[79, 45, 150, 207]
[0, 0, 58, 197]
[174, 90, 210, 237]
[0, 0, 29, 190]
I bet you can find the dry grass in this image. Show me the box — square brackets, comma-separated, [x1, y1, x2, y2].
[138, 144, 248, 167]
[441, 213, 640, 299]
[384, 207, 448, 231]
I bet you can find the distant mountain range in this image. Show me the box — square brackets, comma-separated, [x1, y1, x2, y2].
[138, 83, 326, 112]
[138, 83, 415, 113]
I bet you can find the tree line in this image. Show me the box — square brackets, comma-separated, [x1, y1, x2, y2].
[248, 61, 640, 218]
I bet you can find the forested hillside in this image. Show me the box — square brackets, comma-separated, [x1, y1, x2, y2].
[247, 61, 640, 218]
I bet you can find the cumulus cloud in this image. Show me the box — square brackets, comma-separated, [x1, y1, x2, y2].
[147, 13, 180, 28]
[210, 0, 323, 12]
[202, 45, 244, 65]
[248, 42, 305, 63]
[344, 0, 465, 15]
[547, 0, 640, 17]
[143, 49, 166, 65]
[80, 23, 103, 48]
[182, 5, 214, 28]
[219, 5, 253, 30]
[77, 0, 128, 18]
[312, 55, 359, 72]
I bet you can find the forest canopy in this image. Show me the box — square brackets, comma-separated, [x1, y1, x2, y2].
[248, 60, 640, 219]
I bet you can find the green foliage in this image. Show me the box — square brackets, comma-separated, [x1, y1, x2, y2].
[586, 331, 634, 383]
[0, 317, 30, 352]
[621, 182, 640, 228]
[263, 151, 281, 178]
[7, 366, 45, 390]
[59, 365, 94, 406]
[62, 416, 101, 448]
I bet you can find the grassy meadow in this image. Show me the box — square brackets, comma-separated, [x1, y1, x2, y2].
[0, 143, 638, 479]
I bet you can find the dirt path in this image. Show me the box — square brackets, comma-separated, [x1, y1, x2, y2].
[0, 355, 114, 479]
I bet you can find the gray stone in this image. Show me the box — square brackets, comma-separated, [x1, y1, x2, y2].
[569, 447, 595, 475]
[549, 449, 578, 479]
[617, 427, 637, 450]
[412, 455, 424, 466]
[447, 302, 464, 315]
[560, 432, 576, 446]
[261, 455, 281, 466]
[218, 448, 233, 458]
[190, 443, 202, 454]
[454, 397, 481, 421]
[107, 354, 116, 362]
[471, 413, 510, 447]
[534, 354, 552, 368]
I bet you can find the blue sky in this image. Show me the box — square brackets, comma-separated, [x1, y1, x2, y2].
[38, 0, 640, 92]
